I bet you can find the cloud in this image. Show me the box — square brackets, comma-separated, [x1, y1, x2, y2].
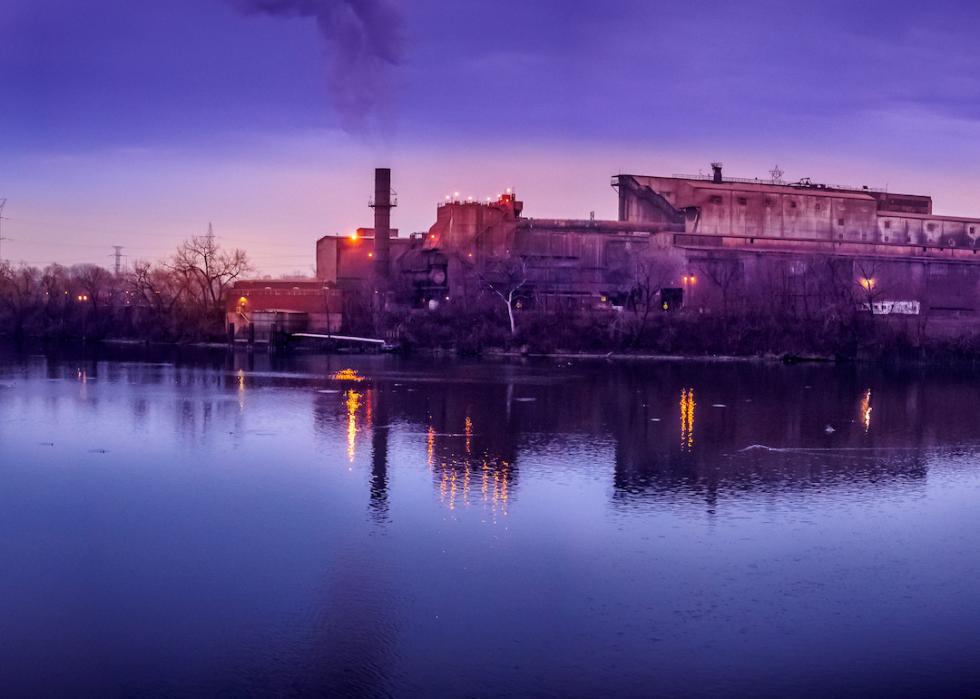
[231, 0, 402, 131]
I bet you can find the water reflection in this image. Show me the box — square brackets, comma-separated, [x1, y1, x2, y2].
[679, 387, 695, 451]
[2, 348, 980, 696]
[305, 364, 950, 517]
[1, 350, 968, 518]
[345, 388, 361, 464]
[860, 388, 872, 432]
[332, 368, 365, 382]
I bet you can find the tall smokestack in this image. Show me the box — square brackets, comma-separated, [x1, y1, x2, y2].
[371, 167, 393, 288]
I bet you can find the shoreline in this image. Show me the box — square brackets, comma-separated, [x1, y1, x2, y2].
[6, 337, 979, 367]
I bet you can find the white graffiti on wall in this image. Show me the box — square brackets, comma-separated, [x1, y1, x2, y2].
[858, 300, 921, 315]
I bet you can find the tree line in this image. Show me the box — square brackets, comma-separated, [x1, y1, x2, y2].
[0, 235, 250, 342]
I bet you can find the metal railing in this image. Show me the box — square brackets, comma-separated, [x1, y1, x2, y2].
[670, 173, 884, 193]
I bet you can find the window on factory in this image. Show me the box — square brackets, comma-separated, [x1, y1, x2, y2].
[789, 201, 798, 209]
[883, 220, 891, 229]
[765, 198, 774, 207]
[927, 223, 937, 232]
[736, 197, 747, 206]
[709, 196, 723, 205]
[970, 226, 976, 235]
[838, 218, 845, 226]
[815, 203, 822, 211]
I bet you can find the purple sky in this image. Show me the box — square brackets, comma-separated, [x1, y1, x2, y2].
[3, 0, 980, 274]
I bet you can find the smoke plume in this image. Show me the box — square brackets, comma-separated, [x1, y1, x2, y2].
[232, 0, 402, 131]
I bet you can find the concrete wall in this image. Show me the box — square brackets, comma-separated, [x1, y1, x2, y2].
[671, 241, 980, 329]
[621, 175, 980, 252]
[316, 232, 410, 285]
[227, 280, 344, 335]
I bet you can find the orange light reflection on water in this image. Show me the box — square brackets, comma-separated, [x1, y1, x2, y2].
[346, 389, 362, 464]
[680, 388, 695, 451]
[860, 388, 872, 432]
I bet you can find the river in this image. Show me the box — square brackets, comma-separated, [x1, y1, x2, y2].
[0, 347, 978, 697]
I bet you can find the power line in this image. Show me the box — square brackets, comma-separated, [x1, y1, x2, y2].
[0, 198, 7, 262]
[3, 216, 312, 251]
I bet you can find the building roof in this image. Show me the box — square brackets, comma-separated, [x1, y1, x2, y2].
[627, 174, 877, 201]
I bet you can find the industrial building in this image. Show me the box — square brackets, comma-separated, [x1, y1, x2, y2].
[229, 165, 980, 340]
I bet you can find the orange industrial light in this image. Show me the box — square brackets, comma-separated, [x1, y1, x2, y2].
[368, 252, 374, 258]
[238, 296, 248, 305]
[860, 277, 876, 290]
[349, 231, 359, 241]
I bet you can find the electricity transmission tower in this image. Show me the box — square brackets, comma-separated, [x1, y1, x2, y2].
[112, 245, 124, 275]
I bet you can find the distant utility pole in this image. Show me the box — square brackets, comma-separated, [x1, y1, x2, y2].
[112, 245, 124, 275]
[206, 222, 215, 246]
[0, 198, 7, 263]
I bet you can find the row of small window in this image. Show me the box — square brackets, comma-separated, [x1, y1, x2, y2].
[706, 196, 979, 235]
[881, 220, 977, 234]
[709, 195, 813, 210]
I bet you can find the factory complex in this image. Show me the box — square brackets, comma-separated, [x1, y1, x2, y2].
[228, 165, 980, 343]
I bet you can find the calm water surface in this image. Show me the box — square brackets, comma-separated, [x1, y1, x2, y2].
[0, 347, 978, 698]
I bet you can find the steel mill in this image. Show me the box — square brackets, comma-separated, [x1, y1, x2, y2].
[229, 165, 980, 341]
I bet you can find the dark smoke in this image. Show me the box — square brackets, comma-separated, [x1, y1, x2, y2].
[232, 0, 402, 131]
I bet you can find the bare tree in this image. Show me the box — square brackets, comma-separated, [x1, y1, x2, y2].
[478, 255, 529, 336]
[71, 264, 116, 312]
[0, 263, 43, 337]
[129, 259, 189, 324]
[698, 258, 742, 316]
[39, 264, 72, 332]
[624, 254, 676, 343]
[854, 259, 884, 316]
[169, 233, 251, 312]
